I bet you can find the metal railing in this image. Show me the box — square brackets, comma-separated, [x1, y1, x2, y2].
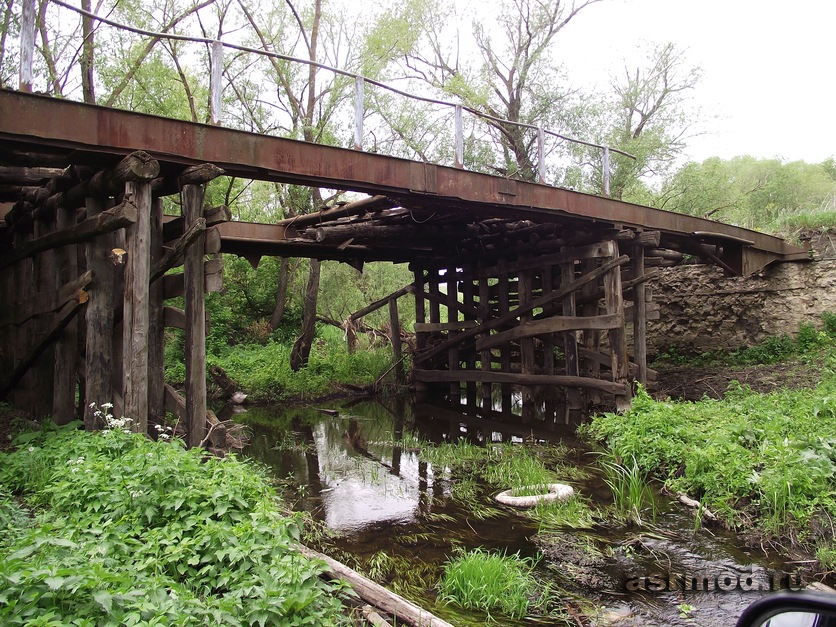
[17, 0, 635, 197]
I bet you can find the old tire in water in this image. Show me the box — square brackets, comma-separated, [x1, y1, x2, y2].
[495, 483, 575, 508]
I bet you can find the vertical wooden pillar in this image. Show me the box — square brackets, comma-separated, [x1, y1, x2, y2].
[85, 197, 116, 429]
[32, 216, 56, 418]
[631, 242, 648, 386]
[478, 270, 492, 412]
[148, 198, 166, 429]
[413, 267, 426, 353]
[53, 203, 79, 424]
[603, 240, 631, 411]
[122, 181, 152, 433]
[446, 267, 460, 402]
[13, 226, 34, 413]
[518, 264, 534, 422]
[560, 258, 583, 423]
[498, 266, 512, 414]
[580, 258, 601, 381]
[462, 268, 477, 407]
[389, 297, 404, 385]
[182, 183, 207, 448]
[541, 265, 556, 424]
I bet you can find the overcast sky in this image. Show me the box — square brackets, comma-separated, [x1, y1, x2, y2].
[552, 0, 835, 164]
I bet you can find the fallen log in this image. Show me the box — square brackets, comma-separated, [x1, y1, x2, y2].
[297, 545, 454, 627]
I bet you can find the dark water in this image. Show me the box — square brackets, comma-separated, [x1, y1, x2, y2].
[241, 396, 807, 626]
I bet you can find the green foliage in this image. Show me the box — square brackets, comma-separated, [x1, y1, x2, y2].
[208, 324, 391, 403]
[659, 156, 836, 232]
[0, 424, 343, 626]
[583, 380, 836, 543]
[437, 548, 543, 621]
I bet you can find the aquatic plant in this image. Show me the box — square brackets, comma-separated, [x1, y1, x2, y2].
[596, 451, 657, 526]
[437, 547, 542, 620]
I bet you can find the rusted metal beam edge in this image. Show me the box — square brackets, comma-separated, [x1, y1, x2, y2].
[0, 90, 804, 258]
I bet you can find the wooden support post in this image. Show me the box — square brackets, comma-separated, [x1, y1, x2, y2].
[603, 241, 631, 411]
[31, 216, 57, 419]
[389, 297, 404, 385]
[52, 203, 78, 424]
[561, 258, 582, 423]
[182, 183, 207, 448]
[498, 267, 512, 414]
[580, 258, 601, 383]
[462, 269, 477, 407]
[478, 271, 492, 412]
[541, 265, 557, 424]
[13, 228, 35, 413]
[122, 181, 152, 433]
[148, 198, 165, 430]
[84, 197, 117, 429]
[414, 267, 426, 353]
[518, 264, 535, 423]
[631, 242, 648, 387]
[446, 267, 460, 402]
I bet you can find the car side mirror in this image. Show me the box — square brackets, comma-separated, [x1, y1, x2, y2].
[737, 592, 836, 627]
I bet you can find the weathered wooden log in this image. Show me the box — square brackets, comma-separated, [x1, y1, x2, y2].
[413, 369, 630, 396]
[414, 321, 478, 333]
[0, 199, 137, 270]
[178, 163, 225, 186]
[52, 203, 80, 425]
[349, 284, 414, 321]
[635, 230, 661, 247]
[122, 181, 152, 434]
[276, 195, 394, 228]
[603, 243, 631, 411]
[183, 183, 207, 448]
[0, 165, 66, 185]
[148, 197, 166, 432]
[297, 545, 454, 627]
[389, 297, 405, 385]
[150, 217, 206, 282]
[163, 306, 186, 329]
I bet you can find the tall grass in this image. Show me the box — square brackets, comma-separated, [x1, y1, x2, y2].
[596, 452, 657, 526]
[437, 548, 542, 620]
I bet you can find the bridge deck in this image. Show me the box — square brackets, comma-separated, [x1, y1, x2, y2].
[0, 90, 806, 273]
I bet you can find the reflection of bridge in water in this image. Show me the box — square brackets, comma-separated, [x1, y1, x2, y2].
[0, 85, 807, 443]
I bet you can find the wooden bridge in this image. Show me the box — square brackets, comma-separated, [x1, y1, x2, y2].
[0, 88, 807, 445]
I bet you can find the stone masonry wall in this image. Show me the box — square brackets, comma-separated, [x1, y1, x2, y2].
[646, 232, 836, 356]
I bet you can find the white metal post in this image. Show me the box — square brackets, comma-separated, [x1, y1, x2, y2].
[602, 146, 611, 197]
[454, 105, 464, 169]
[210, 40, 223, 125]
[537, 126, 546, 184]
[354, 76, 364, 150]
[19, 0, 36, 92]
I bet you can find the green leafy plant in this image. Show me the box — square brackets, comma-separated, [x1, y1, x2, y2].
[596, 452, 657, 526]
[438, 548, 543, 621]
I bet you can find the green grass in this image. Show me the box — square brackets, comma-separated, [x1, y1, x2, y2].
[596, 452, 657, 526]
[198, 324, 392, 403]
[437, 548, 542, 620]
[0, 421, 343, 626]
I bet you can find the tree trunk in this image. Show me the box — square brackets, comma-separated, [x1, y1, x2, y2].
[290, 258, 320, 371]
[268, 257, 290, 330]
[80, 0, 95, 104]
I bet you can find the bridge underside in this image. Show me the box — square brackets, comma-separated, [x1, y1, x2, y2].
[0, 90, 808, 435]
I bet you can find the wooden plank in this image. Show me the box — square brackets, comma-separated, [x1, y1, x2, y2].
[478, 272, 492, 412]
[122, 181, 152, 434]
[518, 264, 535, 421]
[416, 255, 630, 364]
[0, 199, 137, 270]
[462, 269, 477, 406]
[476, 314, 622, 351]
[414, 320, 478, 333]
[421, 286, 480, 320]
[164, 383, 186, 421]
[413, 268, 426, 353]
[413, 369, 630, 396]
[183, 183, 206, 448]
[161, 259, 224, 299]
[446, 265, 460, 400]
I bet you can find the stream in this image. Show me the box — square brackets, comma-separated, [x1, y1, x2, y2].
[240, 396, 807, 626]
